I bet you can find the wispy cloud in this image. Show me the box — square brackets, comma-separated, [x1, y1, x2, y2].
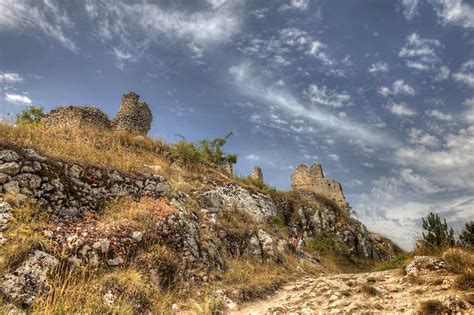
[4, 93, 32, 105]
[229, 62, 397, 147]
[368, 62, 389, 73]
[431, 0, 474, 29]
[304, 84, 351, 108]
[400, 0, 420, 19]
[399, 33, 443, 72]
[0, 72, 23, 84]
[453, 59, 474, 88]
[379, 80, 415, 97]
[388, 102, 417, 116]
[0, 0, 77, 52]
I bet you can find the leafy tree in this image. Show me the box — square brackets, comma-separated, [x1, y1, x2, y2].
[15, 105, 45, 126]
[459, 221, 474, 248]
[420, 212, 455, 249]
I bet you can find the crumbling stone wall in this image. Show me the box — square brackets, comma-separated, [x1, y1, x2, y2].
[113, 92, 152, 135]
[41, 106, 112, 130]
[291, 163, 346, 206]
[250, 166, 263, 182]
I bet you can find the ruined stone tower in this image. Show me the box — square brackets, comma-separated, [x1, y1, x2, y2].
[250, 166, 263, 182]
[113, 92, 152, 135]
[291, 163, 346, 206]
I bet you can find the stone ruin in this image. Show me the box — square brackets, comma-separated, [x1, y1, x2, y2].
[250, 166, 263, 182]
[42, 106, 112, 130]
[291, 163, 346, 206]
[113, 92, 152, 135]
[41, 92, 152, 135]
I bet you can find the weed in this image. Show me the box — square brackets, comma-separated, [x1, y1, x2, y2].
[419, 300, 450, 314]
[454, 272, 474, 290]
[360, 284, 378, 296]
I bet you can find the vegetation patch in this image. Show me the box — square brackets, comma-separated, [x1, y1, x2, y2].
[360, 284, 378, 296]
[419, 300, 450, 315]
[455, 272, 474, 291]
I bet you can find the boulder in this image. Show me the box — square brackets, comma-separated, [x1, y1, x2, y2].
[0, 250, 58, 306]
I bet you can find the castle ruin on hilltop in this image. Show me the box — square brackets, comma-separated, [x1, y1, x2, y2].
[291, 163, 346, 206]
[41, 92, 152, 135]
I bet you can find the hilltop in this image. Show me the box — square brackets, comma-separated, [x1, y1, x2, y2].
[0, 93, 471, 313]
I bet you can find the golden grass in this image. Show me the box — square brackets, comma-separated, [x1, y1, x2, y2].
[0, 200, 49, 273]
[100, 197, 177, 231]
[442, 247, 474, 274]
[219, 259, 292, 302]
[0, 123, 170, 176]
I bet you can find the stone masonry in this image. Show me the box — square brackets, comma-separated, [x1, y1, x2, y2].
[291, 163, 346, 206]
[250, 166, 263, 182]
[42, 106, 112, 130]
[112, 92, 152, 135]
[42, 92, 152, 136]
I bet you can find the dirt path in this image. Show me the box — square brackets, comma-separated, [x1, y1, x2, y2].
[235, 269, 471, 314]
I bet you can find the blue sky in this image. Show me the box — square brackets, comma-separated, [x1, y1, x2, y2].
[0, 0, 473, 249]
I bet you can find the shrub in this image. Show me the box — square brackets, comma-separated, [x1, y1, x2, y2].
[373, 252, 413, 271]
[459, 221, 474, 248]
[442, 247, 474, 274]
[416, 212, 454, 253]
[455, 272, 474, 290]
[360, 284, 378, 296]
[172, 133, 238, 169]
[15, 105, 45, 126]
[419, 300, 450, 314]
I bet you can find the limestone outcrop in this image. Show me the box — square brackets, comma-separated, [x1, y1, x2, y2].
[291, 163, 346, 206]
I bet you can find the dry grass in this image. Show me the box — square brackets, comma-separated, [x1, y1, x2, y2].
[0, 200, 50, 273]
[0, 123, 171, 176]
[419, 300, 450, 314]
[442, 247, 474, 274]
[455, 272, 474, 291]
[219, 259, 291, 302]
[360, 284, 378, 296]
[100, 197, 177, 231]
[33, 261, 179, 313]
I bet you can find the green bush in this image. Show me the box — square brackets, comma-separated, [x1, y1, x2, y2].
[15, 105, 45, 126]
[459, 221, 474, 248]
[172, 133, 237, 169]
[416, 212, 454, 253]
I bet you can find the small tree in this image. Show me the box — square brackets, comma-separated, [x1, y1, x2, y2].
[198, 132, 237, 166]
[459, 221, 474, 248]
[420, 212, 455, 250]
[15, 105, 45, 126]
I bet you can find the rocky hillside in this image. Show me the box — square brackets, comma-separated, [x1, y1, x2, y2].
[0, 123, 402, 312]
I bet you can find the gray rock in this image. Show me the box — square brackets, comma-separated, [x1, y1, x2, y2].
[22, 149, 47, 161]
[93, 239, 110, 254]
[0, 162, 20, 176]
[14, 173, 42, 190]
[0, 150, 20, 162]
[405, 256, 447, 277]
[131, 231, 143, 242]
[0, 173, 9, 184]
[0, 201, 13, 231]
[107, 257, 124, 266]
[68, 165, 83, 178]
[3, 181, 20, 195]
[0, 250, 58, 306]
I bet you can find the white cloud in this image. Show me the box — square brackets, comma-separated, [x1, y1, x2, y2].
[304, 84, 351, 108]
[281, 0, 310, 11]
[240, 28, 333, 67]
[86, 0, 243, 68]
[362, 162, 375, 168]
[0, 72, 23, 84]
[368, 62, 389, 73]
[328, 153, 339, 161]
[399, 33, 441, 72]
[408, 128, 439, 147]
[388, 102, 417, 116]
[4, 93, 32, 105]
[400, 0, 420, 19]
[229, 62, 397, 147]
[435, 66, 450, 81]
[425, 109, 453, 121]
[453, 59, 474, 88]
[379, 80, 416, 97]
[0, 0, 77, 52]
[464, 98, 474, 123]
[431, 0, 474, 29]
[396, 126, 474, 188]
[246, 154, 261, 161]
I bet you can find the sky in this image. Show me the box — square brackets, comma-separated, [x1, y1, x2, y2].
[0, 0, 473, 250]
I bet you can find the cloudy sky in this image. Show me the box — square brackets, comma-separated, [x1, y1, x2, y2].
[0, 0, 473, 249]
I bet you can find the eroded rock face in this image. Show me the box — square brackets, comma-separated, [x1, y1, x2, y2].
[0, 250, 59, 307]
[0, 147, 168, 217]
[198, 183, 277, 222]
